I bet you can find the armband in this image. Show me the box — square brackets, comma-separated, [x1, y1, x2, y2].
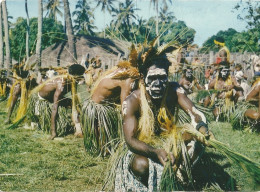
[196, 121, 208, 134]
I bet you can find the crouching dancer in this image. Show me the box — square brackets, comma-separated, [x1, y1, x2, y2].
[104, 43, 213, 191]
[31, 64, 85, 140]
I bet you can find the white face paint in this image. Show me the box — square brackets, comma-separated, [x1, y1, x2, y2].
[145, 68, 168, 100]
[185, 69, 192, 79]
[46, 70, 56, 79]
[220, 68, 230, 79]
[122, 101, 128, 116]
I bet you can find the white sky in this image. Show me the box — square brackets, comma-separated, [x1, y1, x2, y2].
[6, 0, 250, 46]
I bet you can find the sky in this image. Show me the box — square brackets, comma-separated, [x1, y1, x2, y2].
[5, 0, 250, 47]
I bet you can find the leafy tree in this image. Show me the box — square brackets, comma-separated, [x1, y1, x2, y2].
[234, 0, 260, 30]
[201, 28, 238, 53]
[44, 0, 63, 21]
[110, 0, 138, 41]
[73, 0, 96, 35]
[95, 0, 115, 38]
[201, 27, 259, 53]
[10, 17, 65, 61]
[0, 4, 4, 68]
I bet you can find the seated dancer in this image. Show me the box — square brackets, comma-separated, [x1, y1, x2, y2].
[204, 61, 243, 120]
[6, 64, 37, 124]
[82, 48, 140, 154]
[244, 63, 260, 121]
[105, 43, 213, 191]
[179, 66, 203, 95]
[214, 37, 230, 64]
[31, 64, 85, 140]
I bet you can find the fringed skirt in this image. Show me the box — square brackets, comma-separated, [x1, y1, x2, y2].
[27, 94, 73, 136]
[81, 99, 122, 155]
[109, 140, 204, 191]
[231, 101, 259, 131]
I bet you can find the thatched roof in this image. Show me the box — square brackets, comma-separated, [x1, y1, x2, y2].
[27, 35, 130, 68]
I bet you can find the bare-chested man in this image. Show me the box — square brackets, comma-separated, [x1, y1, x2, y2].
[204, 61, 243, 118]
[114, 46, 212, 191]
[37, 64, 85, 140]
[179, 66, 203, 95]
[6, 66, 37, 124]
[244, 63, 260, 120]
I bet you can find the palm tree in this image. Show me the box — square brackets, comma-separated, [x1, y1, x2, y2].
[36, 0, 43, 70]
[63, 0, 77, 63]
[159, 6, 175, 24]
[95, 0, 115, 38]
[0, 4, 4, 68]
[111, 0, 138, 41]
[25, 0, 30, 62]
[2, 0, 11, 74]
[44, 0, 63, 21]
[150, 0, 172, 45]
[73, 0, 96, 35]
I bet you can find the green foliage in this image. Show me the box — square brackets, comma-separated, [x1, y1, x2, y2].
[72, 0, 97, 35]
[10, 17, 65, 62]
[201, 27, 259, 53]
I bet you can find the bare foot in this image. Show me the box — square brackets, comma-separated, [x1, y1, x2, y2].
[74, 132, 83, 138]
[48, 134, 57, 140]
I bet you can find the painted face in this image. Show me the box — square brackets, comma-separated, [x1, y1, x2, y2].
[185, 69, 192, 79]
[145, 66, 168, 100]
[220, 67, 230, 79]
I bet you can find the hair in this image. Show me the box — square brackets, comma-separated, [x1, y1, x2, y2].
[219, 61, 230, 70]
[215, 36, 225, 43]
[138, 47, 172, 77]
[68, 64, 85, 76]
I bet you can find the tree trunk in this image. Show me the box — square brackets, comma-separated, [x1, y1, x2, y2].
[63, 0, 77, 64]
[2, 0, 11, 74]
[156, 1, 159, 46]
[35, 0, 43, 70]
[25, 0, 30, 62]
[0, 3, 4, 68]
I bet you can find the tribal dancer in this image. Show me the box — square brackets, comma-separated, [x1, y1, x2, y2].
[82, 45, 140, 154]
[103, 41, 215, 191]
[204, 61, 243, 121]
[29, 64, 85, 140]
[214, 37, 230, 64]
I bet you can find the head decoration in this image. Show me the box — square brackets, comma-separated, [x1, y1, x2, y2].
[214, 37, 225, 47]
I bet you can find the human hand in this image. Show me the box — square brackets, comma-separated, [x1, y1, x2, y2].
[154, 149, 175, 166]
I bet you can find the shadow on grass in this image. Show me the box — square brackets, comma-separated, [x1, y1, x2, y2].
[190, 151, 237, 191]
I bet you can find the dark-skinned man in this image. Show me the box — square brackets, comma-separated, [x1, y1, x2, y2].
[112, 45, 213, 191]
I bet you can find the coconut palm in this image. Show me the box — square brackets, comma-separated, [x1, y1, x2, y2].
[159, 6, 175, 24]
[25, 0, 30, 62]
[95, 0, 115, 38]
[2, 0, 11, 74]
[73, 0, 96, 35]
[36, 0, 43, 70]
[44, 0, 63, 21]
[150, 0, 172, 45]
[63, 0, 77, 62]
[111, 0, 138, 41]
[0, 4, 4, 68]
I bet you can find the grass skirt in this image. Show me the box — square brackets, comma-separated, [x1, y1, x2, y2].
[231, 101, 259, 131]
[81, 99, 122, 155]
[27, 94, 73, 136]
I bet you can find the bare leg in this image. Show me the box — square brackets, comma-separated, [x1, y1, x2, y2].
[244, 109, 260, 120]
[203, 96, 211, 107]
[130, 154, 149, 187]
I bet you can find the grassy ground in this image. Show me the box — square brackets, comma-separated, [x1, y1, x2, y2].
[0, 97, 259, 191]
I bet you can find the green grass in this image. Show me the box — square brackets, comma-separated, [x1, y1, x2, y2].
[0, 96, 259, 191]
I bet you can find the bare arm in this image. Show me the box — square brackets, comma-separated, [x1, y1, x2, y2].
[122, 92, 173, 166]
[177, 87, 209, 136]
[120, 79, 134, 106]
[208, 79, 216, 90]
